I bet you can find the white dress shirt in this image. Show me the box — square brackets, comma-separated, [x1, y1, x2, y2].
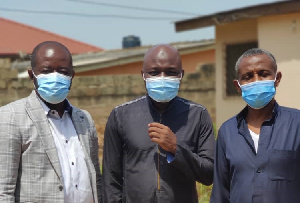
[39, 100, 94, 203]
[249, 128, 259, 153]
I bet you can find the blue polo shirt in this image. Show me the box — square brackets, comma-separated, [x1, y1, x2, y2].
[211, 102, 300, 203]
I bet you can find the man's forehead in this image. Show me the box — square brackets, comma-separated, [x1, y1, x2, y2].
[36, 45, 69, 59]
[242, 54, 271, 63]
[240, 54, 272, 66]
[238, 54, 275, 75]
[143, 45, 182, 70]
[45, 48, 55, 57]
[151, 45, 175, 53]
[34, 45, 72, 69]
[146, 46, 178, 61]
[156, 49, 168, 59]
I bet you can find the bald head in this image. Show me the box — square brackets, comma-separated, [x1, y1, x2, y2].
[31, 41, 72, 71]
[143, 44, 182, 71]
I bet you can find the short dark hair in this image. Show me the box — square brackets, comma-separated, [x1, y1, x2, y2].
[235, 48, 277, 76]
[30, 41, 72, 70]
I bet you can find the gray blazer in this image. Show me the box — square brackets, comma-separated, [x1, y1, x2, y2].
[0, 91, 102, 203]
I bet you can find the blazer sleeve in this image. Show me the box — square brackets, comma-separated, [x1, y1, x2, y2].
[102, 109, 123, 203]
[210, 128, 230, 203]
[0, 106, 21, 202]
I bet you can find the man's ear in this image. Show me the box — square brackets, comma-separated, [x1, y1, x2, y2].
[28, 69, 34, 80]
[233, 79, 241, 94]
[275, 71, 282, 88]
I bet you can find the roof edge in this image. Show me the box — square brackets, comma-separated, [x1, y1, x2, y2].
[175, 1, 300, 32]
[0, 17, 104, 53]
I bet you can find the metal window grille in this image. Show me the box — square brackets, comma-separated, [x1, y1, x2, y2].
[225, 42, 258, 96]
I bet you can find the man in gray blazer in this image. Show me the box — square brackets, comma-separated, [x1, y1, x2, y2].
[0, 41, 102, 202]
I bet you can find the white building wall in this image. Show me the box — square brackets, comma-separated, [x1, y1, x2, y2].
[258, 13, 300, 109]
[215, 19, 258, 129]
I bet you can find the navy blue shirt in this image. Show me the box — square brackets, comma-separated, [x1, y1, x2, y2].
[211, 102, 300, 203]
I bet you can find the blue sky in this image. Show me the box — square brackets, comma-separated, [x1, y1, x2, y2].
[1, 0, 280, 50]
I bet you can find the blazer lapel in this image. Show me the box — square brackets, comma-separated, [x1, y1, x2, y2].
[25, 91, 63, 182]
[71, 109, 98, 203]
[71, 110, 91, 155]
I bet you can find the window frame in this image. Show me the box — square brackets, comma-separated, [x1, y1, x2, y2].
[223, 41, 258, 98]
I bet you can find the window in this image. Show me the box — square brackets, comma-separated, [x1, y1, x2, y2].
[225, 41, 258, 96]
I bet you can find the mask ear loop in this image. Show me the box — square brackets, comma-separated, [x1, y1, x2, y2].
[31, 70, 37, 78]
[31, 70, 39, 90]
[274, 72, 278, 82]
[179, 72, 183, 80]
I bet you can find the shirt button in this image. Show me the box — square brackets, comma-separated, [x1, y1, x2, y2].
[76, 185, 78, 188]
[65, 140, 68, 143]
[72, 162, 74, 165]
[256, 169, 261, 173]
[59, 185, 63, 191]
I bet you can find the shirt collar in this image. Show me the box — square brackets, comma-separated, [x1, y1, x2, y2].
[37, 97, 73, 116]
[236, 101, 279, 126]
[146, 94, 177, 114]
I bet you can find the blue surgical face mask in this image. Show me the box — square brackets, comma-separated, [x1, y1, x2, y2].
[238, 75, 276, 109]
[33, 72, 72, 104]
[144, 75, 181, 103]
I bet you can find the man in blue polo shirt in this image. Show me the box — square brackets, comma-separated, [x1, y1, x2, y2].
[211, 48, 300, 203]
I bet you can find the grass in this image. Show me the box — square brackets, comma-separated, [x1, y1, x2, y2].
[197, 122, 216, 203]
[197, 183, 212, 203]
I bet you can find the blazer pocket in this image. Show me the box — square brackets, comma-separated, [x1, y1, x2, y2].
[267, 149, 296, 181]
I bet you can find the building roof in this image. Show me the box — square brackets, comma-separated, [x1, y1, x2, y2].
[72, 39, 215, 73]
[0, 17, 103, 55]
[14, 39, 215, 78]
[175, 0, 300, 32]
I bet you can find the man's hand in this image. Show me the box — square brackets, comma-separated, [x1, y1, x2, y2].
[148, 122, 177, 154]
